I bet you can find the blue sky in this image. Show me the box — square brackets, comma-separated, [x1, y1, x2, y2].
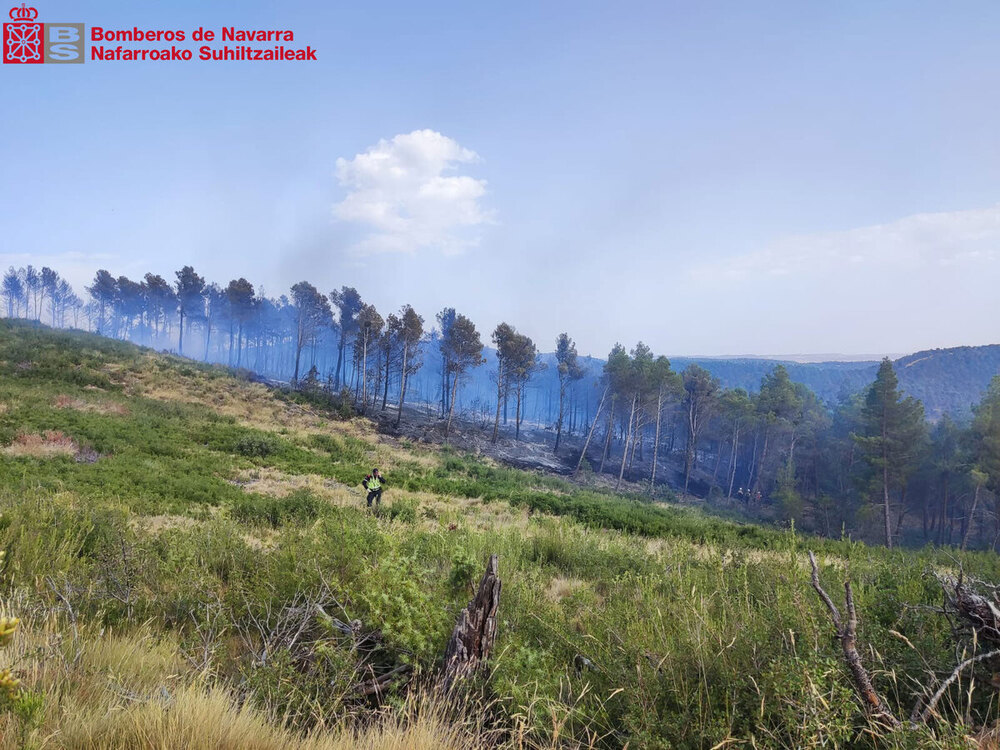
[2, 0, 999, 358]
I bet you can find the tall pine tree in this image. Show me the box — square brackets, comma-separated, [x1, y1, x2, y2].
[853, 358, 926, 548]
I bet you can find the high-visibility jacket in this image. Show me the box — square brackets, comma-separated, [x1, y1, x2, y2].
[365, 474, 382, 491]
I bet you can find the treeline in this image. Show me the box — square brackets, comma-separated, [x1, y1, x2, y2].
[2, 263, 1000, 550]
[0, 264, 590, 434]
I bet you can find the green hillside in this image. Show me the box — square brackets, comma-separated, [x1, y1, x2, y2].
[0, 321, 998, 749]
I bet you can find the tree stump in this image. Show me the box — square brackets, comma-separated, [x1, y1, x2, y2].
[441, 554, 501, 692]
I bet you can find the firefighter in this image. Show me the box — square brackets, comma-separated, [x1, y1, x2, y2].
[362, 468, 385, 508]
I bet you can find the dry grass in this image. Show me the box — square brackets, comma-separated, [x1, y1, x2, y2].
[641, 535, 848, 573]
[543, 576, 587, 604]
[130, 514, 201, 533]
[230, 469, 534, 534]
[135, 368, 331, 437]
[132, 364, 440, 473]
[128, 512, 277, 552]
[234, 467, 360, 506]
[54, 393, 128, 415]
[0, 610, 498, 750]
[2, 430, 78, 458]
[42, 687, 489, 750]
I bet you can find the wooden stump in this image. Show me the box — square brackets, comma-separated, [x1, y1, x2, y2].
[441, 554, 501, 691]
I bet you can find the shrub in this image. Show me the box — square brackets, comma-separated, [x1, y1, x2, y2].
[446, 549, 480, 595]
[358, 554, 450, 661]
[386, 498, 418, 524]
[234, 434, 278, 458]
[230, 490, 323, 528]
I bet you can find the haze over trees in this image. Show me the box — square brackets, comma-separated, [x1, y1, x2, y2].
[2, 261, 1000, 550]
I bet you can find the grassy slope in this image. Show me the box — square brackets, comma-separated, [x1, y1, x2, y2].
[0, 320, 996, 749]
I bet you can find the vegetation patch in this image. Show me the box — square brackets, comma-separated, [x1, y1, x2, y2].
[3, 430, 79, 459]
[53, 393, 128, 415]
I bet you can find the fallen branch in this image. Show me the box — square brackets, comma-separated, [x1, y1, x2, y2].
[935, 572, 1000, 646]
[351, 662, 413, 697]
[808, 551, 902, 730]
[910, 648, 1000, 724]
[809, 554, 1000, 731]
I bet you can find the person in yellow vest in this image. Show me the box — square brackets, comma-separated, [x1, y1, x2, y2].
[362, 468, 385, 508]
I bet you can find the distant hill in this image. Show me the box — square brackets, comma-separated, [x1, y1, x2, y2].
[669, 357, 877, 407]
[893, 345, 1000, 420]
[674, 345, 1000, 420]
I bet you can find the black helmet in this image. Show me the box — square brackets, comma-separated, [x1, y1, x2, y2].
[372, 468, 379, 474]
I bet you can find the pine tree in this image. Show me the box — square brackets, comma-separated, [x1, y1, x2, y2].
[972, 376, 1000, 495]
[380, 313, 402, 412]
[750, 365, 800, 496]
[174, 266, 206, 357]
[682, 364, 719, 495]
[356, 304, 383, 412]
[648, 355, 681, 491]
[600, 344, 630, 474]
[87, 270, 117, 336]
[330, 287, 363, 388]
[2, 267, 24, 318]
[443, 314, 485, 436]
[554, 333, 584, 453]
[491, 323, 517, 443]
[395, 305, 425, 427]
[437, 308, 457, 417]
[290, 282, 329, 382]
[225, 278, 256, 367]
[508, 333, 542, 440]
[971, 376, 1000, 549]
[853, 358, 926, 548]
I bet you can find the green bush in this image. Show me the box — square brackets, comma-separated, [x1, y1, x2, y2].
[446, 549, 479, 594]
[234, 434, 279, 458]
[385, 497, 418, 524]
[230, 490, 323, 528]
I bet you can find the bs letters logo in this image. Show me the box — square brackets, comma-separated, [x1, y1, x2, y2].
[3, 4, 84, 63]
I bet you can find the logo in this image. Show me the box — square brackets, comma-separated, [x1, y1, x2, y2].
[3, 4, 84, 63]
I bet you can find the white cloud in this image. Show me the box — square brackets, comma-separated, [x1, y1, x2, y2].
[333, 129, 493, 255]
[691, 203, 1000, 281]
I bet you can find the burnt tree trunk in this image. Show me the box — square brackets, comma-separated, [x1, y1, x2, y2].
[599, 397, 615, 474]
[575, 385, 609, 477]
[650, 389, 664, 491]
[617, 394, 638, 491]
[395, 341, 409, 428]
[442, 554, 501, 692]
[727, 422, 740, 500]
[961, 483, 983, 552]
